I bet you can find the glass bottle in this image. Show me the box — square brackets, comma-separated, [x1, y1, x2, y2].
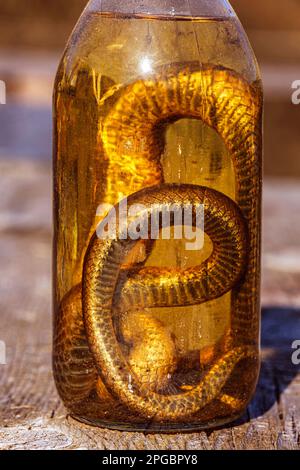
[53, 0, 263, 432]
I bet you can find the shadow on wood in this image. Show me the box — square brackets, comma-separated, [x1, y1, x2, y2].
[230, 307, 300, 428]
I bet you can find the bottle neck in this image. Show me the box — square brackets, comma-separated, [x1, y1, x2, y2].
[86, 0, 235, 18]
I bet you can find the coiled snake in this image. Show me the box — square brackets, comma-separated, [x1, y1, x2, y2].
[54, 64, 261, 421]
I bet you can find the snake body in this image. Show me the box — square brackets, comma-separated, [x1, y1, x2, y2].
[54, 64, 262, 421]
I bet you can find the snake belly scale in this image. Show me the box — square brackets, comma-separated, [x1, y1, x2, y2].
[54, 63, 262, 421]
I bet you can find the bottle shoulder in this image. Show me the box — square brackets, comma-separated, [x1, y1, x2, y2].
[58, 13, 261, 87]
[86, 0, 236, 19]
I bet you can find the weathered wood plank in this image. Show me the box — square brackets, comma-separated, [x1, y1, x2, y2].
[0, 161, 299, 450]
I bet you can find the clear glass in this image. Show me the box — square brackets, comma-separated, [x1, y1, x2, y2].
[53, 0, 263, 432]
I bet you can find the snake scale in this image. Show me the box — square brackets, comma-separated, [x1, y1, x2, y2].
[54, 63, 262, 422]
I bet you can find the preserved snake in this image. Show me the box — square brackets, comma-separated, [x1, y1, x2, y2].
[54, 64, 261, 421]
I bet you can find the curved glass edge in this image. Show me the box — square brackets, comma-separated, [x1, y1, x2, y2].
[85, 0, 236, 18]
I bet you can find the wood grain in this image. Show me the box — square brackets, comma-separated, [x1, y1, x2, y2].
[0, 160, 299, 450]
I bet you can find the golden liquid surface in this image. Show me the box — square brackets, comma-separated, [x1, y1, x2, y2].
[53, 12, 262, 431]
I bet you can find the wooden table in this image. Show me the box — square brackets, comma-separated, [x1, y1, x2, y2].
[0, 160, 299, 450]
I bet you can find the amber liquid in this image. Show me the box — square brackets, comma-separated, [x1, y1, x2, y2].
[53, 12, 262, 431]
